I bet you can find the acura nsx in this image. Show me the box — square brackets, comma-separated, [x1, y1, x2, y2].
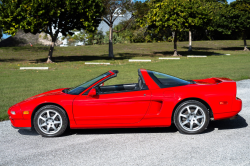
[8, 69, 242, 137]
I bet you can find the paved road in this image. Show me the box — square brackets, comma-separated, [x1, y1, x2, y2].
[1, 80, 250, 166]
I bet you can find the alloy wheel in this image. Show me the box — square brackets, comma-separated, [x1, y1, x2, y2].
[37, 109, 63, 135]
[178, 105, 206, 132]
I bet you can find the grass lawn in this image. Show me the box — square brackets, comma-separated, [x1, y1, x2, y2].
[0, 40, 250, 121]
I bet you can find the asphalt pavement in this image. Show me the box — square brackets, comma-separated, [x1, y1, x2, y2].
[1, 79, 250, 166]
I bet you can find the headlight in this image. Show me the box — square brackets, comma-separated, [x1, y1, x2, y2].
[8, 104, 23, 118]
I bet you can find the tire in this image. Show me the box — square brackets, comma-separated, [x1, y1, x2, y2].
[174, 100, 209, 134]
[33, 105, 68, 137]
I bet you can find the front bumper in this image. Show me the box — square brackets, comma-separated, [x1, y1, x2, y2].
[9, 117, 32, 129]
[8, 103, 32, 129]
[11, 124, 32, 130]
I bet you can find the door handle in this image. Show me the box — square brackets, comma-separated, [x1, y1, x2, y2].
[144, 94, 146, 96]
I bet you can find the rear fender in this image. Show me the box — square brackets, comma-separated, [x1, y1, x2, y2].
[198, 79, 237, 118]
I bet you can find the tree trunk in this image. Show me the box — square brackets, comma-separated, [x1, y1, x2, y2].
[243, 31, 249, 51]
[172, 32, 175, 42]
[109, 25, 114, 58]
[47, 38, 56, 63]
[188, 30, 192, 51]
[173, 31, 178, 56]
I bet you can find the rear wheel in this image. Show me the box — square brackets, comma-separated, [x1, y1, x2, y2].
[174, 100, 209, 134]
[34, 105, 68, 137]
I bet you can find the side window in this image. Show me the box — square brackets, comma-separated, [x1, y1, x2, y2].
[148, 70, 190, 88]
[96, 77, 139, 94]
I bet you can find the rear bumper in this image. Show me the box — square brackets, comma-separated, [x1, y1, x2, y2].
[213, 97, 242, 120]
[230, 114, 238, 120]
[232, 97, 242, 112]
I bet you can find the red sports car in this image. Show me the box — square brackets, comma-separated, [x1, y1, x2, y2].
[8, 69, 242, 137]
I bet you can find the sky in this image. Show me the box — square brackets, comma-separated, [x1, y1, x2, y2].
[1, 0, 236, 39]
[2, 33, 9, 39]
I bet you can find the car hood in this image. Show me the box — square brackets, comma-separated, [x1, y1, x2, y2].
[21, 88, 68, 103]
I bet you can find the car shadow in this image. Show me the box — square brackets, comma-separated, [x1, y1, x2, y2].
[18, 128, 39, 136]
[204, 115, 248, 133]
[16, 115, 248, 137]
[63, 125, 179, 137]
[62, 115, 248, 136]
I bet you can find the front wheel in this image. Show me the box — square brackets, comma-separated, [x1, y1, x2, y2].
[34, 105, 68, 137]
[174, 100, 210, 134]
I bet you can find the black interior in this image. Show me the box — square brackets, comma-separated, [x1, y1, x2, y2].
[85, 70, 149, 95]
[96, 76, 148, 94]
[98, 83, 140, 93]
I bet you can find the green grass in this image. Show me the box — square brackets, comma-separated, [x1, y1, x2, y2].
[0, 40, 250, 121]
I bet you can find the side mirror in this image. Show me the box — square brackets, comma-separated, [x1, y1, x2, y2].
[100, 83, 104, 86]
[88, 88, 97, 97]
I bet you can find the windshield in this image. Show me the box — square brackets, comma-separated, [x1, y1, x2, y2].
[67, 72, 111, 95]
[148, 70, 190, 88]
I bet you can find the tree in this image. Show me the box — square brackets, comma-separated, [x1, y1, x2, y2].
[0, 30, 2, 40]
[0, 1, 2, 40]
[184, 0, 215, 51]
[230, 0, 250, 51]
[209, 3, 231, 35]
[63, 29, 105, 45]
[61, 29, 87, 46]
[71, 30, 88, 45]
[212, 0, 250, 51]
[0, 0, 104, 62]
[205, 0, 226, 2]
[143, 0, 213, 56]
[102, 0, 133, 58]
[133, 0, 150, 20]
[109, 1, 151, 44]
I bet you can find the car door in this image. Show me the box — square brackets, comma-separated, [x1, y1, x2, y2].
[73, 90, 151, 125]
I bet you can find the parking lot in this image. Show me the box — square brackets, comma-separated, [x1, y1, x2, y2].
[0, 79, 250, 166]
